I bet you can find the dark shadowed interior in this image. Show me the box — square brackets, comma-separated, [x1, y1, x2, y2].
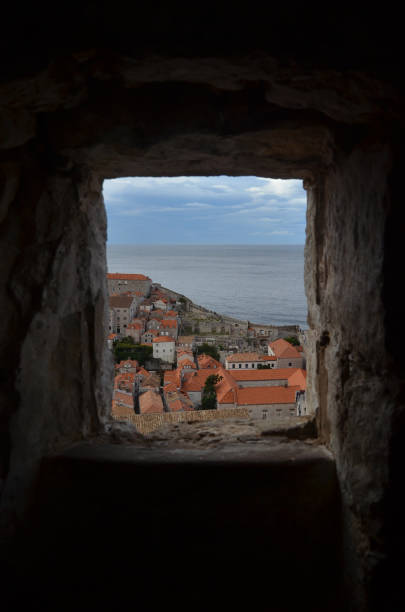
[1, 5, 404, 611]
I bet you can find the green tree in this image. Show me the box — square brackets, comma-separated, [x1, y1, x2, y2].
[113, 341, 153, 365]
[284, 336, 299, 346]
[178, 296, 188, 311]
[196, 343, 220, 361]
[200, 374, 223, 410]
[257, 363, 272, 369]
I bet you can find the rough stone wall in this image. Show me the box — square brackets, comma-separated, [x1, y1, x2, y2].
[114, 406, 251, 435]
[0, 161, 112, 525]
[247, 404, 297, 418]
[305, 136, 404, 610]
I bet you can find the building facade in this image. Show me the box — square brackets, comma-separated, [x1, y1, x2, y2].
[108, 296, 137, 335]
[107, 273, 152, 296]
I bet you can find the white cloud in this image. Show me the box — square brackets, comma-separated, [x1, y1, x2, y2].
[103, 175, 306, 244]
[246, 178, 302, 199]
[212, 184, 233, 192]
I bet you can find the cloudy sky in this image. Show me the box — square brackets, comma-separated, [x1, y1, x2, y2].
[103, 176, 306, 244]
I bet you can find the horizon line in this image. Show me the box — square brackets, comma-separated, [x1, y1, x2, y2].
[106, 242, 305, 246]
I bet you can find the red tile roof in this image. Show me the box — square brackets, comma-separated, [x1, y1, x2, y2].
[181, 369, 221, 392]
[164, 389, 194, 412]
[112, 391, 134, 407]
[197, 354, 222, 369]
[177, 350, 194, 359]
[153, 336, 175, 343]
[160, 319, 178, 328]
[114, 372, 136, 384]
[215, 369, 239, 403]
[179, 358, 196, 369]
[287, 368, 307, 391]
[226, 352, 276, 363]
[116, 359, 139, 370]
[164, 370, 180, 388]
[229, 368, 295, 382]
[269, 338, 302, 359]
[139, 390, 164, 414]
[219, 386, 298, 406]
[109, 295, 136, 308]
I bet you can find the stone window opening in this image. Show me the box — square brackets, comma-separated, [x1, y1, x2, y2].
[105, 175, 308, 444]
[0, 20, 401, 612]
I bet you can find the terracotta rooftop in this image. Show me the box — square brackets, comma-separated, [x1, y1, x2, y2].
[164, 370, 180, 388]
[228, 368, 296, 382]
[160, 319, 178, 328]
[286, 368, 307, 391]
[269, 338, 302, 359]
[153, 336, 175, 343]
[115, 359, 139, 370]
[109, 295, 136, 308]
[226, 352, 276, 363]
[107, 273, 151, 280]
[112, 391, 134, 407]
[181, 369, 221, 392]
[114, 372, 136, 384]
[197, 354, 222, 369]
[177, 350, 194, 359]
[215, 369, 238, 403]
[140, 371, 160, 388]
[139, 390, 164, 414]
[164, 389, 194, 412]
[218, 385, 299, 406]
[179, 358, 196, 369]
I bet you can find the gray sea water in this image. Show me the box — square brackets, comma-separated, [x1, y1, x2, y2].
[107, 244, 307, 328]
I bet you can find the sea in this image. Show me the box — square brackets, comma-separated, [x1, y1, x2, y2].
[107, 244, 308, 329]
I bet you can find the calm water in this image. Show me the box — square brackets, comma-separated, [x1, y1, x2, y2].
[107, 245, 307, 328]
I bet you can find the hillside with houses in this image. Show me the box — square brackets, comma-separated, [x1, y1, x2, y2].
[107, 273, 308, 435]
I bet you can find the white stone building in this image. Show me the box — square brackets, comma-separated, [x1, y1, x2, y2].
[108, 296, 137, 335]
[225, 352, 276, 370]
[152, 336, 176, 364]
